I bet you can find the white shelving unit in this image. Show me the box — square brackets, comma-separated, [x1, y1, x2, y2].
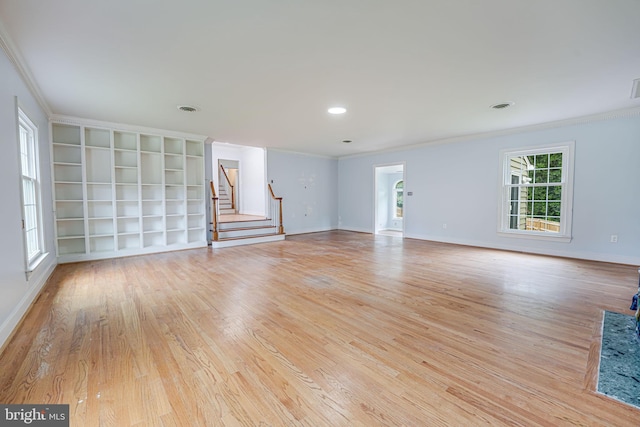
[51, 121, 207, 263]
[114, 130, 141, 251]
[140, 134, 165, 249]
[185, 140, 206, 244]
[51, 124, 85, 256]
[164, 137, 186, 246]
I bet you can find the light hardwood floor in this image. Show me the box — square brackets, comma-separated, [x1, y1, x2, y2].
[0, 231, 638, 426]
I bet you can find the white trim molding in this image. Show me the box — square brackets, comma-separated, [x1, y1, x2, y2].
[0, 20, 52, 116]
[497, 141, 575, 242]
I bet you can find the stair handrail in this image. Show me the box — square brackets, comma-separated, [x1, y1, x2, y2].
[210, 181, 219, 241]
[268, 183, 284, 235]
[220, 165, 235, 210]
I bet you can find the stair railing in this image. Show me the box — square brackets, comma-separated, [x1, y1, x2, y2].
[210, 181, 219, 241]
[268, 184, 285, 235]
[220, 165, 235, 210]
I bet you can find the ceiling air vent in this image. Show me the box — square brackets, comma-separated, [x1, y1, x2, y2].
[490, 102, 514, 110]
[177, 105, 198, 112]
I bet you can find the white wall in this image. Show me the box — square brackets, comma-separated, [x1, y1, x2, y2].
[211, 143, 266, 216]
[241, 147, 267, 216]
[0, 46, 56, 349]
[267, 149, 339, 235]
[339, 114, 640, 265]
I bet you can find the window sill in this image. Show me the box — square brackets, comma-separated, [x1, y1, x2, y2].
[26, 252, 49, 279]
[498, 231, 572, 243]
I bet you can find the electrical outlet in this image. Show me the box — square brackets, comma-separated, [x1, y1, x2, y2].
[610, 234, 618, 243]
[443, 223, 447, 229]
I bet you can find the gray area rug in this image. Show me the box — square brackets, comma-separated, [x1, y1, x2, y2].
[598, 311, 640, 409]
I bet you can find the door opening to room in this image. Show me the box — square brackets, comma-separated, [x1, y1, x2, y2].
[218, 159, 239, 216]
[374, 163, 405, 237]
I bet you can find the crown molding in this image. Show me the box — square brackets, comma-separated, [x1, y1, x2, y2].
[49, 114, 208, 142]
[0, 19, 52, 117]
[266, 147, 337, 160]
[338, 106, 640, 160]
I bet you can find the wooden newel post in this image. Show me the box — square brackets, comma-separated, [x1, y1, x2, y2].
[277, 197, 284, 235]
[210, 181, 219, 241]
[268, 184, 285, 235]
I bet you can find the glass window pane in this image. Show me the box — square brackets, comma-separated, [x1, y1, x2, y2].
[18, 110, 42, 263]
[510, 186, 519, 201]
[535, 154, 549, 168]
[534, 169, 548, 184]
[533, 187, 547, 201]
[532, 202, 546, 216]
[395, 180, 403, 218]
[548, 185, 562, 201]
[549, 152, 563, 168]
[510, 156, 529, 175]
[20, 128, 29, 175]
[502, 146, 570, 236]
[548, 202, 561, 217]
[548, 168, 561, 183]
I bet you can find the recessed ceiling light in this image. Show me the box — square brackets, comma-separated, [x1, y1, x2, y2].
[490, 102, 514, 110]
[177, 105, 198, 112]
[328, 107, 347, 114]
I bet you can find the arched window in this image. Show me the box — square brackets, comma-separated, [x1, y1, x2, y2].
[394, 180, 403, 219]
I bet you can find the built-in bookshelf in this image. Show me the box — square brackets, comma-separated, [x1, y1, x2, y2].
[51, 124, 85, 256]
[140, 134, 164, 249]
[185, 140, 206, 243]
[51, 121, 207, 262]
[114, 131, 141, 251]
[164, 137, 186, 246]
[84, 127, 115, 255]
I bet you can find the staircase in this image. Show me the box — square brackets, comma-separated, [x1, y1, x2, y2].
[210, 181, 286, 249]
[211, 216, 285, 248]
[218, 184, 235, 214]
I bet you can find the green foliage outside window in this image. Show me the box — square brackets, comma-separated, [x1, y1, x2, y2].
[525, 153, 562, 223]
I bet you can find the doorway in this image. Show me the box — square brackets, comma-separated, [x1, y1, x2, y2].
[210, 142, 267, 218]
[218, 159, 239, 214]
[374, 163, 405, 237]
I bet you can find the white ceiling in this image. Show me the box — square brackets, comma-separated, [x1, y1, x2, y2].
[1, 0, 639, 157]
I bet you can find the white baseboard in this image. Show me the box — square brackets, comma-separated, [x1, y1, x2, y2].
[404, 233, 640, 266]
[337, 225, 372, 234]
[286, 226, 339, 235]
[0, 259, 56, 351]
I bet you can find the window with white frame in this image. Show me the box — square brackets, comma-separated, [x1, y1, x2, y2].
[18, 108, 45, 268]
[499, 142, 575, 241]
[394, 180, 403, 219]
